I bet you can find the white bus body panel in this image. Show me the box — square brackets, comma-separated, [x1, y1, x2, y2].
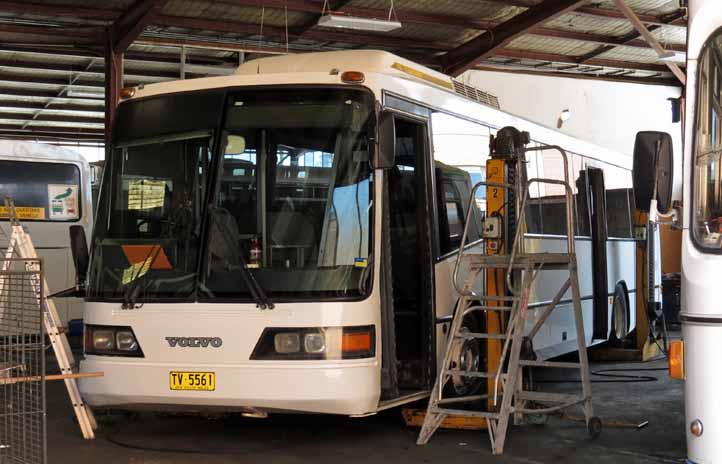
[80, 301, 381, 414]
[683, 2, 722, 462]
[83, 50, 643, 413]
[0, 140, 93, 323]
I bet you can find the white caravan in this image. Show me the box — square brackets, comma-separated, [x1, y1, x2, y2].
[0, 140, 93, 324]
[78, 51, 658, 415]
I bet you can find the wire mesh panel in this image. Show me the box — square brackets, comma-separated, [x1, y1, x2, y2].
[0, 257, 46, 464]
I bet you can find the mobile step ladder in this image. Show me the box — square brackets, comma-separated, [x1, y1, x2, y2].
[417, 131, 600, 455]
[1, 198, 98, 439]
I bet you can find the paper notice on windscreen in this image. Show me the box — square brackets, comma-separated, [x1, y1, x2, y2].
[47, 184, 79, 220]
[128, 179, 166, 211]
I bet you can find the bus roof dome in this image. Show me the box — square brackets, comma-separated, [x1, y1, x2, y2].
[234, 50, 500, 109]
[0, 139, 87, 164]
[235, 49, 450, 82]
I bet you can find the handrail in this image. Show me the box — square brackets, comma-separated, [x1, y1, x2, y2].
[506, 145, 575, 294]
[452, 145, 577, 298]
[452, 181, 514, 298]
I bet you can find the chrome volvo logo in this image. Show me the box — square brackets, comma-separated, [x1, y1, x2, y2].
[165, 337, 223, 348]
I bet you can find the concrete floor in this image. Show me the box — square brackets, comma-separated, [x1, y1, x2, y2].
[46, 354, 685, 464]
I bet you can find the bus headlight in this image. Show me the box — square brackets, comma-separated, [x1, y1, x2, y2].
[251, 326, 374, 360]
[274, 333, 301, 354]
[304, 333, 326, 353]
[85, 325, 144, 357]
[116, 330, 139, 352]
[92, 330, 115, 350]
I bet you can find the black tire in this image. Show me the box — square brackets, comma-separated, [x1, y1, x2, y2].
[444, 312, 484, 397]
[610, 282, 630, 342]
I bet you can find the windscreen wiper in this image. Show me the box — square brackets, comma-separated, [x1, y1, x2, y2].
[236, 249, 274, 310]
[122, 245, 162, 309]
[210, 208, 274, 310]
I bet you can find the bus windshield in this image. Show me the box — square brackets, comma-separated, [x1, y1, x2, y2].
[88, 88, 374, 302]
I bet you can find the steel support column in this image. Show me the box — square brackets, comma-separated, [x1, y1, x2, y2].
[104, 47, 123, 143]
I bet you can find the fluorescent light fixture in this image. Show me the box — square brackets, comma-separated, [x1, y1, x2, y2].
[66, 89, 104, 99]
[658, 51, 687, 63]
[317, 14, 401, 32]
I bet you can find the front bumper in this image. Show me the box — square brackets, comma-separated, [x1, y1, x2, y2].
[80, 357, 380, 415]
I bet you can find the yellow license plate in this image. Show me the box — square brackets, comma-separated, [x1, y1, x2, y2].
[169, 371, 215, 391]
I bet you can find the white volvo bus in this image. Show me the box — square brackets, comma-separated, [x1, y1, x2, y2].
[0, 140, 93, 324]
[78, 51, 658, 415]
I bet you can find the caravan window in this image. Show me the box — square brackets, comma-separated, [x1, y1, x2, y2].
[0, 160, 81, 222]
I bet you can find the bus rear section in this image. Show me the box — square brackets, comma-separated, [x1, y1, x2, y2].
[0, 141, 92, 324]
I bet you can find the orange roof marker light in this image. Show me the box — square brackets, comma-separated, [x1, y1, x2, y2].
[120, 87, 137, 99]
[341, 71, 365, 84]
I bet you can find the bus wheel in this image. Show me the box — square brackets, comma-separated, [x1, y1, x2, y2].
[610, 282, 630, 342]
[445, 315, 483, 397]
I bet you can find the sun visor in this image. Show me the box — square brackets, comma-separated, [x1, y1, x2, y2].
[113, 89, 226, 145]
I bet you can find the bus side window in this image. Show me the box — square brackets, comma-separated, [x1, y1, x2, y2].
[524, 146, 543, 234]
[604, 166, 634, 239]
[574, 155, 591, 237]
[436, 166, 480, 255]
[444, 180, 465, 250]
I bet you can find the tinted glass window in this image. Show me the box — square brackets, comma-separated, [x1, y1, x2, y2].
[605, 189, 633, 238]
[205, 89, 374, 299]
[530, 145, 571, 235]
[0, 160, 81, 222]
[573, 155, 591, 237]
[88, 134, 211, 298]
[693, 30, 722, 249]
[436, 169, 466, 254]
[524, 147, 543, 234]
[526, 149, 591, 237]
[430, 112, 490, 212]
[602, 165, 634, 238]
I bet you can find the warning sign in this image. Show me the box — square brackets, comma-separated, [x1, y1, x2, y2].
[0, 206, 46, 220]
[47, 184, 79, 220]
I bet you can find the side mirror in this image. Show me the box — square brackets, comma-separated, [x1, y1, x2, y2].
[633, 131, 674, 214]
[375, 111, 395, 169]
[69, 225, 89, 288]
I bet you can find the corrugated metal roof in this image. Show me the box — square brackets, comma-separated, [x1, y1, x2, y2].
[594, 0, 680, 15]
[546, 12, 635, 37]
[0, 0, 688, 141]
[508, 35, 601, 56]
